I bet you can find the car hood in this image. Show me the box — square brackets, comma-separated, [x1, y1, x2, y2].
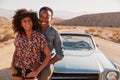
[54, 49, 117, 73]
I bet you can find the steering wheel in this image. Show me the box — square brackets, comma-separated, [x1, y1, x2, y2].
[72, 40, 92, 49]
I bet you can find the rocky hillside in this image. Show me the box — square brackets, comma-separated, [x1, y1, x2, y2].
[54, 12, 120, 27]
[0, 17, 14, 42]
[51, 17, 64, 24]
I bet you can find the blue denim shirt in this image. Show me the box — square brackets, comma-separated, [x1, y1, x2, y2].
[37, 26, 64, 60]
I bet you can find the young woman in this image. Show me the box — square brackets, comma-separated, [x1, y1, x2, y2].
[10, 9, 50, 80]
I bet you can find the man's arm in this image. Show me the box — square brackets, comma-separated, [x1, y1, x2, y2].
[48, 31, 64, 65]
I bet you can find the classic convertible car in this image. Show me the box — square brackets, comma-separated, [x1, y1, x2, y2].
[52, 33, 120, 80]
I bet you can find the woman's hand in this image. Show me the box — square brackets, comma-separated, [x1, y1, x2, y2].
[9, 66, 17, 74]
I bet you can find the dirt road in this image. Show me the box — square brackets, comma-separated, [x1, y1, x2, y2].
[94, 37, 120, 68]
[0, 43, 14, 80]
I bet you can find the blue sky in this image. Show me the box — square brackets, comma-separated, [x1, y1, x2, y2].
[0, 0, 120, 13]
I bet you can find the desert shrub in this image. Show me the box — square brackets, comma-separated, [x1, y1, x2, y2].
[111, 31, 120, 42]
[85, 28, 102, 36]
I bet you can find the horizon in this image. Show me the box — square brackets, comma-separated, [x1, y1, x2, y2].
[1, 8, 120, 20]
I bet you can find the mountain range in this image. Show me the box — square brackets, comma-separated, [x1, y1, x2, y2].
[1, 8, 120, 27]
[54, 12, 120, 27]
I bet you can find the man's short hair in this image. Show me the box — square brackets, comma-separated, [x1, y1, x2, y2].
[39, 6, 53, 17]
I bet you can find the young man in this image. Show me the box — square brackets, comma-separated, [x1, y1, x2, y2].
[37, 6, 64, 80]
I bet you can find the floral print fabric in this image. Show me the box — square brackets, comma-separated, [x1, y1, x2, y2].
[13, 30, 47, 77]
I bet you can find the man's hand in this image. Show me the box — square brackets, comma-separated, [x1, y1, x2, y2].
[26, 71, 38, 78]
[48, 56, 60, 65]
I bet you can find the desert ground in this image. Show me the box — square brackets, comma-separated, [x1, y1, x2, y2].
[0, 26, 120, 80]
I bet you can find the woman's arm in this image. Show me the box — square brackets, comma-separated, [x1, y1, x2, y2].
[49, 31, 64, 65]
[36, 45, 50, 74]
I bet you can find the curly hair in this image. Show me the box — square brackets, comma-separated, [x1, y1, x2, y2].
[12, 9, 40, 35]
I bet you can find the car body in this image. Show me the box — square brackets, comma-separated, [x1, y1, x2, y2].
[52, 33, 120, 80]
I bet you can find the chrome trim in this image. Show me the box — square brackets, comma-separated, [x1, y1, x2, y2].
[52, 76, 98, 79]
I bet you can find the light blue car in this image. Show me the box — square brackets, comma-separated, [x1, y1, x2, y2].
[52, 33, 120, 80]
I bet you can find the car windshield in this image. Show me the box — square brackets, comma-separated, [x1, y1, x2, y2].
[61, 34, 95, 50]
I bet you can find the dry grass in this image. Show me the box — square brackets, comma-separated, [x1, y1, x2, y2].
[53, 25, 120, 43]
[85, 26, 120, 42]
[54, 25, 77, 30]
[111, 30, 120, 42]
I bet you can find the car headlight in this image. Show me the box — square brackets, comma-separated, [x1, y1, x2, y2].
[106, 71, 118, 80]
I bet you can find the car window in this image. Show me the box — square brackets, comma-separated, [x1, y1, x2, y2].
[61, 34, 95, 49]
